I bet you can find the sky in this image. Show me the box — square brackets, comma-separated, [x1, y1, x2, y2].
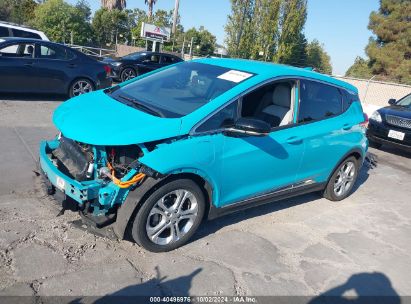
[69, 0, 380, 75]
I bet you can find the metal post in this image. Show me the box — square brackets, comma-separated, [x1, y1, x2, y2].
[172, 0, 180, 35]
[181, 36, 185, 58]
[363, 75, 376, 104]
[189, 36, 194, 59]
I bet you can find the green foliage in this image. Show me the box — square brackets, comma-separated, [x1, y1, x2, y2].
[274, 0, 307, 65]
[251, 0, 281, 61]
[225, 0, 313, 68]
[92, 7, 128, 46]
[306, 39, 332, 74]
[33, 0, 92, 45]
[185, 26, 217, 56]
[345, 57, 372, 78]
[365, 0, 411, 84]
[0, 0, 37, 25]
[225, 0, 256, 59]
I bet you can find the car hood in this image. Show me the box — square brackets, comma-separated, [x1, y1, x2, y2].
[53, 90, 182, 146]
[379, 105, 411, 119]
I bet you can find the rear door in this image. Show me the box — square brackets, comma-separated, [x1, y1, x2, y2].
[33, 42, 74, 93]
[140, 53, 162, 72]
[0, 41, 37, 92]
[295, 79, 360, 184]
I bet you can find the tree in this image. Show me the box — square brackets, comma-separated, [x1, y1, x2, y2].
[185, 27, 216, 57]
[364, 0, 411, 84]
[274, 0, 308, 66]
[225, 0, 256, 59]
[33, 0, 92, 45]
[346, 57, 373, 78]
[251, 0, 281, 61]
[0, 0, 37, 24]
[92, 7, 128, 46]
[306, 39, 332, 74]
[145, 0, 157, 21]
[101, 0, 126, 10]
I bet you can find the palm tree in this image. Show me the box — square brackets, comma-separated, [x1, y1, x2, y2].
[101, 0, 126, 10]
[145, 0, 157, 21]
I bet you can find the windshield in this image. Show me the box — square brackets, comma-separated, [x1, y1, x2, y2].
[109, 62, 254, 118]
[397, 93, 411, 107]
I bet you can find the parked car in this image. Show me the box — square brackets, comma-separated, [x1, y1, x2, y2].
[103, 51, 183, 82]
[367, 93, 411, 151]
[38, 59, 368, 252]
[0, 38, 112, 97]
[0, 21, 49, 40]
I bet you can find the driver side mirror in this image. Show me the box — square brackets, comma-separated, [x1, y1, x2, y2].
[224, 117, 271, 137]
[388, 98, 397, 105]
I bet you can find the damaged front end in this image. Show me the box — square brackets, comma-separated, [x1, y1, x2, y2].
[39, 134, 162, 228]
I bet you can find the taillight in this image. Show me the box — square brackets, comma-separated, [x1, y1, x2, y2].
[103, 65, 111, 77]
[360, 113, 369, 128]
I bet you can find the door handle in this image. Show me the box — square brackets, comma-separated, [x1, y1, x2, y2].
[286, 136, 303, 145]
[342, 123, 353, 130]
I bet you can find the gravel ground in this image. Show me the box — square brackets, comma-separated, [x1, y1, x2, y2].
[0, 96, 410, 301]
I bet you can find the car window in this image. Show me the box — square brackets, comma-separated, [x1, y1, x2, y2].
[144, 54, 159, 63]
[0, 42, 35, 58]
[39, 44, 70, 60]
[12, 28, 41, 39]
[196, 101, 238, 133]
[0, 26, 9, 37]
[298, 80, 343, 123]
[240, 80, 296, 128]
[342, 90, 360, 111]
[162, 55, 176, 64]
[397, 94, 411, 107]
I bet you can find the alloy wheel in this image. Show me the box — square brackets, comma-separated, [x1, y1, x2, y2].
[121, 68, 136, 81]
[333, 161, 356, 197]
[145, 189, 198, 245]
[72, 80, 93, 96]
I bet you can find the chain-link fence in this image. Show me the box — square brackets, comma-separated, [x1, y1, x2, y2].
[333, 76, 411, 107]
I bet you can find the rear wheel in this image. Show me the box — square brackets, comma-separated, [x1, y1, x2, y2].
[323, 156, 359, 201]
[69, 78, 94, 97]
[121, 67, 137, 82]
[131, 179, 205, 252]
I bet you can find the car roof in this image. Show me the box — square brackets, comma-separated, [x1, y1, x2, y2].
[195, 58, 358, 93]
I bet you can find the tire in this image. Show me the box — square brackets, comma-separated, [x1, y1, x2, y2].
[69, 78, 94, 98]
[131, 179, 205, 252]
[323, 156, 359, 201]
[120, 67, 137, 82]
[369, 138, 382, 149]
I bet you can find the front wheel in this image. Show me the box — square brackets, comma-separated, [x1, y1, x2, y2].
[131, 179, 205, 252]
[323, 156, 359, 201]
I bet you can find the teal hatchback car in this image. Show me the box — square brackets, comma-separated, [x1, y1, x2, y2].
[39, 59, 368, 252]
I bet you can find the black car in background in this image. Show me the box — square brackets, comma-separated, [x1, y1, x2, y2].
[103, 51, 183, 82]
[0, 38, 112, 97]
[367, 93, 411, 151]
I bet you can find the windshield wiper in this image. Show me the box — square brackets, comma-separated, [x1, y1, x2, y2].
[117, 95, 164, 117]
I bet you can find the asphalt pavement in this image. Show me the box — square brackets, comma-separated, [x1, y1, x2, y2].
[0, 96, 410, 300]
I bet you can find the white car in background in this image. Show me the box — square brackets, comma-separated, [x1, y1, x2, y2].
[0, 21, 49, 41]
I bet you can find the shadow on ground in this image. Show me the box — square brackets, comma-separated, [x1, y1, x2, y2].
[308, 272, 400, 304]
[0, 93, 66, 102]
[64, 267, 201, 304]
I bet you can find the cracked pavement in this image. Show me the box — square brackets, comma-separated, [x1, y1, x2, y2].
[0, 97, 411, 298]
